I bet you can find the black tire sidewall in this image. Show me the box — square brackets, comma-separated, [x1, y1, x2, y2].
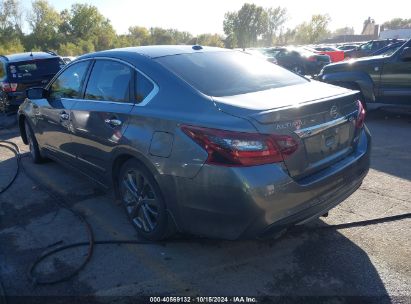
[118, 159, 171, 241]
[25, 121, 43, 164]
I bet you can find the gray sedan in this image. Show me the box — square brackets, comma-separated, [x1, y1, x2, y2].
[18, 46, 371, 240]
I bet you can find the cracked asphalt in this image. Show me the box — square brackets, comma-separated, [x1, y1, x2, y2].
[0, 107, 410, 303]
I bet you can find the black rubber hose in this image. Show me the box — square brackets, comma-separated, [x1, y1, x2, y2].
[28, 239, 152, 285]
[0, 141, 20, 194]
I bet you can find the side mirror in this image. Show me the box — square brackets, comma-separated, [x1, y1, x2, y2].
[26, 87, 48, 100]
[400, 47, 411, 61]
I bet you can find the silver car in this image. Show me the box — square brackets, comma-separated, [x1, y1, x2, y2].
[18, 46, 371, 240]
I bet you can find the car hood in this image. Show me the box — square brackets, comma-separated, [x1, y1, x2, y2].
[212, 80, 353, 113]
[323, 55, 386, 72]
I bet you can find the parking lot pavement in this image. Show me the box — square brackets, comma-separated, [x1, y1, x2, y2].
[0, 108, 410, 302]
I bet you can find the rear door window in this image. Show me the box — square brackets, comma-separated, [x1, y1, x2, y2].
[85, 60, 132, 103]
[135, 71, 154, 103]
[49, 61, 90, 99]
[7, 58, 64, 81]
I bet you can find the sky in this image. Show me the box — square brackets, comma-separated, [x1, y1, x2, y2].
[20, 0, 411, 35]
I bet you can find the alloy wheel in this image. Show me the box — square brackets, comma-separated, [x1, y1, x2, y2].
[121, 169, 160, 232]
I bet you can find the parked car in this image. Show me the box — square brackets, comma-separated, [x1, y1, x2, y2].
[265, 47, 331, 76]
[344, 39, 405, 59]
[0, 51, 65, 113]
[18, 46, 370, 240]
[319, 39, 411, 107]
[308, 46, 345, 62]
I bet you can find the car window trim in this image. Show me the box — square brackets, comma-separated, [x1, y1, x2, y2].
[79, 57, 158, 106]
[46, 59, 93, 101]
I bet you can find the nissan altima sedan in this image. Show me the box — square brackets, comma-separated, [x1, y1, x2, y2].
[18, 46, 371, 240]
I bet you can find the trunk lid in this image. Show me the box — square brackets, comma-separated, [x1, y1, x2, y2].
[213, 81, 360, 179]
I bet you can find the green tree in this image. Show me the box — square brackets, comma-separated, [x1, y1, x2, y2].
[149, 27, 174, 45]
[264, 6, 287, 46]
[193, 33, 224, 47]
[236, 3, 268, 48]
[382, 18, 411, 30]
[223, 11, 238, 48]
[27, 0, 61, 50]
[128, 26, 150, 45]
[69, 3, 116, 51]
[294, 14, 331, 44]
[0, 0, 24, 54]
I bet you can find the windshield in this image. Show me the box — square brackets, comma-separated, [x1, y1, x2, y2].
[156, 51, 307, 97]
[7, 58, 64, 81]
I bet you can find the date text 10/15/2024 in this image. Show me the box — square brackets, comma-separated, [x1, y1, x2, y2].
[150, 297, 258, 303]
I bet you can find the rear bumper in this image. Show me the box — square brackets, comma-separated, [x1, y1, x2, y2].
[162, 127, 371, 240]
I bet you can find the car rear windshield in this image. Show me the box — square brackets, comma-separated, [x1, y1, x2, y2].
[156, 51, 307, 97]
[7, 58, 64, 81]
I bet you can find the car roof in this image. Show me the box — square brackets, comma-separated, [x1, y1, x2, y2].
[80, 45, 231, 60]
[1, 51, 59, 63]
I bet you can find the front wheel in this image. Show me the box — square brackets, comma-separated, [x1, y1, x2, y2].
[25, 120, 44, 164]
[118, 159, 175, 240]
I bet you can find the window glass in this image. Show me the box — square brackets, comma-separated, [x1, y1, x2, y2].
[156, 51, 306, 97]
[135, 71, 154, 103]
[85, 60, 132, 102]
[360, 43, 371, 51]
[8, 58, 64, 81]
[50, 61, 89, 99]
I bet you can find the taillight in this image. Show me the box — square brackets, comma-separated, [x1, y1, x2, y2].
[1, 82, 18, 92]
[356, 100, 366, 129]
[181, 125, 298, 167]
[307, 56, 317, 62]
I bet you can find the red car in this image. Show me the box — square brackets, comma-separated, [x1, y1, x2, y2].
[307, 46, 345, 62]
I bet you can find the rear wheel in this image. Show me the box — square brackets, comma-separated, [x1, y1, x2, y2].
[25, 120, 44, 164]
[118, 159, 175, 240]
[339, 83, 368, 111]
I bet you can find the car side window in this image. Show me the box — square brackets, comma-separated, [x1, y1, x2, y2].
[135, 71, 154, 103]
[49, 61, 89, 99]
[360, 43, 371, 51]
[85, 60, 132, 103]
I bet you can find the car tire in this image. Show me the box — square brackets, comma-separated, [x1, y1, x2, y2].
[118, 159, 175, 241]
[25, 120, 44, 164]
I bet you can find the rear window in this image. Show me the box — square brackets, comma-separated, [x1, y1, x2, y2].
[156, 51, 307, 97]
[7, 58, 64, 81]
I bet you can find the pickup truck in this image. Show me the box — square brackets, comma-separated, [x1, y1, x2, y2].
[318, 39, 411, 108]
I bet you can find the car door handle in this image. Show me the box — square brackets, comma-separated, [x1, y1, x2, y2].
[60, 112, 69, 120]
[104, 118, 122, 127]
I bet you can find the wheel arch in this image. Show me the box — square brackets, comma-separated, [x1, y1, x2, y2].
[18, 114, 28, 144]
[321, 71, 375, 103]
[110, 149, 181, 233]
[110, 148, 161, 200]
